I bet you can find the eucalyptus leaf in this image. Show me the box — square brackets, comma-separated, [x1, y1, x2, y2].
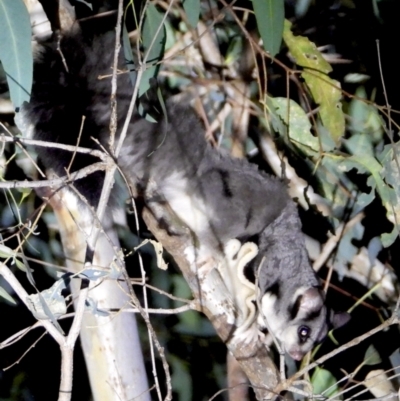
[348, 87, 384, 142]
[26, 279, 67, 320]
[367, 237, 382, 265]
[317, 157, 356, 217]
[381, 229, 398, 248]
[283, 20, 331, 73]
[252, 0, 284, 57]
[344, 73, 370, 84]
[303, 70, 345, 144]
[344, 134, 374, 157]
[332, 152, 398, 246]
[312, 367, 340, 398]
[175, 310, 216, 336]
[78, 260, 121, 281]
[0, 243, 15, 258]
[378, 142, 400, 245]
[171, 275, 213, 335]
[182, 0, 200, 28]
[0, 286, 16, 304]
[26, 280, 67, 334]
[18, 253, 36, 287]
[79, 267, 110, 280]
[170, 355, 192, 401]
[0, 0, 32, 110]
[18, 188, 32, 205]
[172, 275, 192, 300]
[295, 0, 312, 17]
[75, 0, 93, 10]
[85, 297, 110, 317]
[226, 36, 243, 66]
[271, 97, 318, 155]
[37, 292, 64, 333]
[122, 24, 137, 87]
[318, 124, 337, 152]
[343, 155, 390, 207]
[263, 96, 286, 138]
[389, 348, 400, 378]
[283, 20, 345, 143]
[365, 369, 395, 399]
[364, 344, 382, 366]
[140, 3, 166, 97]
[335, 219, 364, 278]
[14, 257, 28, 272]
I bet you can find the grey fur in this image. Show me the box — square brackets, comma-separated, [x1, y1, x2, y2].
[21, 20, 348, 360]
[118, 104, 289, 251]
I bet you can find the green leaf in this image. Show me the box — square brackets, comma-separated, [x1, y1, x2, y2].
[26, 280, 66, 334]
[335, 218, 364, 276]
[182, 0, 200, 28]
[0, 286, 16, 304]
[283, 20, 345, 143]
[312, 367, 340, 398]
[348, 87, 384, 142]
[343, 155, 388, 202]
[14, 258, 28, 272]
[0, 243, 15, 258]
[364, 344, 382, 366]
[122, 24, 137, 88]
[295, 0, 312, 18]
[226, 36, 243, 66]
[79, 268, 110, 280]
[37, 292, 64, 333]
[86, 298, 110, 317]
[283, 20, 331, 73]
[140, 3, 166, 97]
[0, 0, 32, 110]
[172, 275, 215, 336]
[303, 70, 345, 144]
[318, 158, 350, 215]
[377, 142, 400, 246]
[170, 355, 192, 401]
[271, 97, 319, 155]
[319, 154, 375, 219]
[263, 96, 286, 137]
[172, 275, 192, 300]
[344, 133, 374, 157]
[381, 227, 398, 247]
[75, 0, 93, 10]
[252, 0, 284, 57]
[18, 187, 32, 205]
[333, 151, 398, 246]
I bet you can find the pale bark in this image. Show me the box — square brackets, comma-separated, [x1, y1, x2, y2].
[50, 193, 150, 401]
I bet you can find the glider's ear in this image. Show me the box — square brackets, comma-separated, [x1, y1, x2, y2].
[331, 311, 351, 330]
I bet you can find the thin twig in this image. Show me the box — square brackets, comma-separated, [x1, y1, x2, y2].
[108, 0, 123, 152]
[3, 331, 47, 370]
[0, 262, 65, 344]
[0, 134, 108, 161]
[0, 162, 106, 189]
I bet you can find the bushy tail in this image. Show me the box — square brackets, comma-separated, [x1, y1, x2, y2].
[20, 14, 131, 206]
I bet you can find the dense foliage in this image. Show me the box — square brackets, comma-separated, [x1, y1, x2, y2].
[0, 0, 399, 400]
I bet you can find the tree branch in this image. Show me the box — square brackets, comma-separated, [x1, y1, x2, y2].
[141, 206, 280, 400]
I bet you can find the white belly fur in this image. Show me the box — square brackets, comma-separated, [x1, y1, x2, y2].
[160, 171, 211, 237]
